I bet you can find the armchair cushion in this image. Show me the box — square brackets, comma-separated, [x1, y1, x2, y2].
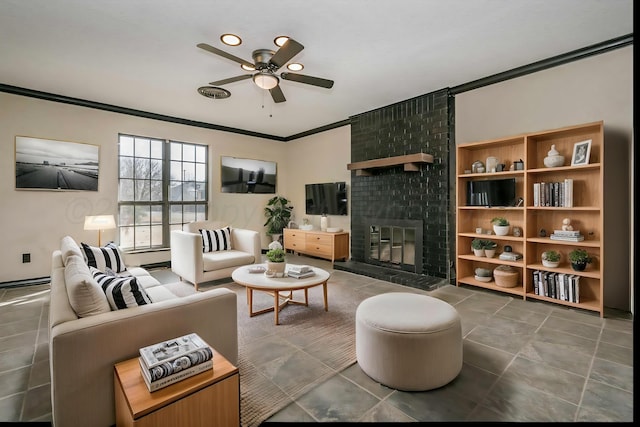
[81, 241, 127, 273]
[200, 226, 232, 252]
[90, 267, 153, 310]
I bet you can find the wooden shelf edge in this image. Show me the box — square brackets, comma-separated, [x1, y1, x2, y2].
[347, 153, 434, 172]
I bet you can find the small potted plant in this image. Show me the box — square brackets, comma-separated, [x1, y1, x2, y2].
[484, 240, 498, 258]
[265, 241, 286, 277]
[491, 217, 510, 236]
[541, 250, 561, 268]
[471, 238, 485, 257]
[569, 248, 592, 271]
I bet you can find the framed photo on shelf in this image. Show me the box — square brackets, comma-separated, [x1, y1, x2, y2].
[15, 136, 99, 191]
[571, 139, 592, 166]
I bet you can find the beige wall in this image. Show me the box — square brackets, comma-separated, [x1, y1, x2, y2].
[283, 126, 352, 233]
[0, 93, 289, 282]
[454, 46, 633, 312]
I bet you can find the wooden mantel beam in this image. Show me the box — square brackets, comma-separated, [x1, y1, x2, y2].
[347, 153, 434, 175]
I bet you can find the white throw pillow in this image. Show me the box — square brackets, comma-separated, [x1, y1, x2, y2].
[60, 236, 83, 266]
[64, 255, 111, 317]
[81, 241, 127, 273]
[90, 267, 153, 310]
[199, 226, 232, 252]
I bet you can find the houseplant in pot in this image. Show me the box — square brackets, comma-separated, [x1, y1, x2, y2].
[491, 217, 510, 236]
[541, 250, 561, 268]
[484, 240, 498, 258]
[471, 238, 486, 257]
[263, 195, 293, 243]
[569, 248, 592, 271]
[265, 240, 286, 277]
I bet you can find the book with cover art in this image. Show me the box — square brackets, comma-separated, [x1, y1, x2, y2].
[141, 345, 213, 382]
[139, 333, 209, 369]
[139, 357, 213, 392]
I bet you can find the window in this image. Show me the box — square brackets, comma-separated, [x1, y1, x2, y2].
[118, 134, 208, 251]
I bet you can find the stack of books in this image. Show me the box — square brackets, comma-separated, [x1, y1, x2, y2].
[549, 229, 584, 242]
[138, 333, 214, 392]
[499, 252, 523, 261]
[286, 265, 315, 279]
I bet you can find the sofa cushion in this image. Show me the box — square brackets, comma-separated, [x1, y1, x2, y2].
[81, 242, 127, 273]
[64, 255, 111, 317]
[200, 226, 232, 252]
[144, 285, 178, 302]
[202, 249, 255, 271]
[90, 267, 152, 310]
[61, 236, 84, 266]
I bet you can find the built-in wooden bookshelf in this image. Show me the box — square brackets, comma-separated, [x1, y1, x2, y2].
[456, 121, 606, 316]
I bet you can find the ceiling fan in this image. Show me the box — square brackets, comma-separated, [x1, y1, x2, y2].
[197, 38, 334, 103]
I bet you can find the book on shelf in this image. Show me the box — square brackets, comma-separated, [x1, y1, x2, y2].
[287, 270, 315, 279]
[550, 234, 584, 242]
[139, 332, 210, 369]
[533, 183, 540, 207]
[287, 265, 312, 274]
[139, 357, 213, 392]
[564, 178, 573, 207]
[552, 230, 582, 236]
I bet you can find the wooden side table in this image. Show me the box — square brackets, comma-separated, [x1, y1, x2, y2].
[114, 350, 239, 427]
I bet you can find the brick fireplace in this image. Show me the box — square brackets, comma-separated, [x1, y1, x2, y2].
[334, 89, 455, 291]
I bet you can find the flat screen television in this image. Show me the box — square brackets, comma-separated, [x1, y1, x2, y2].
[305, 182, 348, 215]
[466, 178, 516, 207]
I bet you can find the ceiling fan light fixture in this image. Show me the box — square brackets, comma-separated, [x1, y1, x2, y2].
[253, 73, 279, 90]
[274, 36, 289, 47]
[287, 63, 304, 71]
[241, 63, 255, 71]
[220, 34, 242, 46]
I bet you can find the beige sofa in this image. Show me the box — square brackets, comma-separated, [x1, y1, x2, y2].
[49, 236, 238, 427]
[170, 221, 261, 290]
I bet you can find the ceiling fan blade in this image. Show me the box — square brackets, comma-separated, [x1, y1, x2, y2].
[269, 85, 286, 103]
[269, 38, 304, 69]
[280, 72, 334, 89]
[197, 43, 254, 68]
[209, 75, 252, 86]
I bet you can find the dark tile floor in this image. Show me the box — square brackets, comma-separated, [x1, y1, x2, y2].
[0, 256, 634, 423]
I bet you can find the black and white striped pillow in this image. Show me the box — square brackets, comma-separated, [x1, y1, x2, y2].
[90, 267, 152, 310]
[81, 242, 127, 273]
[199, 226, 232, 252]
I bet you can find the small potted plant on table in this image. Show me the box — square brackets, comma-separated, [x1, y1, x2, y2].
[569, 248, 592, 271]
[471, 238, 486, 257]
[265, 241, 286, 277]
[491, 217, 510, 236]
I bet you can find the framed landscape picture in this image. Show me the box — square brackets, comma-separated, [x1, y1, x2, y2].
[15, 136, 99, 191]
[220, 156, 276, 194]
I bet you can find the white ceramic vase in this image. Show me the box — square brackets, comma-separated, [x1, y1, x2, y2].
[493, 225, 510, 236]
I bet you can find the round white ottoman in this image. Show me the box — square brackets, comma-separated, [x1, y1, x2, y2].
[355, 292, 462, 391]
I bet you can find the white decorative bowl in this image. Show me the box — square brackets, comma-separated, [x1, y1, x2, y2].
[299, 224, 314, 230]
[544, 155, 565, 168]
[326, 227, 342, 233]
[474, 275, 492, 282]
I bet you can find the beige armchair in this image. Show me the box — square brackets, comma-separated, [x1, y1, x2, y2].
[171, 221, 261, 290]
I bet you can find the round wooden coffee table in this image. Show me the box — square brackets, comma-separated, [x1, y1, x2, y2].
[231, 264, 330, 325]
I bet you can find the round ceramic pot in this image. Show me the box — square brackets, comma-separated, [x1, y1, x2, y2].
[266, 261, 286, 277]
[571, 261, 587, 271]
[472, 248, 485, 257]
[542, 260, 560, 268]
[493, 225, 510, 236]
[484, 249, 496, 258]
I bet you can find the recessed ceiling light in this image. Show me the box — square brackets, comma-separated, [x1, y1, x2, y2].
[274, 36, 289, 47]
[287, 63, 304, 71]
[220, 34, 241, 46]
[241, 63, 256, 71]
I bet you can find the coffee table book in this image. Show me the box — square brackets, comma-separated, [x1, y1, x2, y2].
[139, 332, 208, 368]
[139, 357, 213, 392]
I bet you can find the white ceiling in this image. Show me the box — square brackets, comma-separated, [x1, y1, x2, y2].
[0, 0, 633, 139]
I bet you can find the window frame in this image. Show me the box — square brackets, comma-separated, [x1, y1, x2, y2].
[117, 134, 208, 251]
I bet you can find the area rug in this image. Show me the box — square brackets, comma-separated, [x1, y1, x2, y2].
[165, 270, 396, 427]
